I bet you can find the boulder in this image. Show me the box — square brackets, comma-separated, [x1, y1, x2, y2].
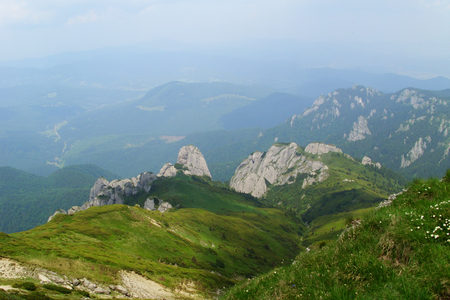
[158, 202, 173, 213]
[157, 163, 178, 177]
[115, 285, 130, 296]
[94, 287, 110, 294]
[144, 198, 155, 211]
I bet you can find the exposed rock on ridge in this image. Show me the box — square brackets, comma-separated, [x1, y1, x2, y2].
[362, 156, 381, 169]
[48, 172, 158, 222]
[230, 142, 332, 198]
[304, 142, 343, 155]
[86, 172, 156, 208]
[158, 145, 212, 179]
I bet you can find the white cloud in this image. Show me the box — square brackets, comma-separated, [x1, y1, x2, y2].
[0, 1, 52, 25]
[66, 10, 102, 25]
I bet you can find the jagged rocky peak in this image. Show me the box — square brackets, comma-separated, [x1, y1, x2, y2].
[230, 142, 330, 198]
[158, 145, 212, 179]
[304, 142, 343, 155]
[47, 172, 158, 222]
[362, 156, 381, 169]
[87, 172, 156, 207]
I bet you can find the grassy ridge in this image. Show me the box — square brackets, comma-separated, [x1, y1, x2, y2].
[265, 151, 405, 218]
[0, 176, 305, 297]
[224, 172, 450, 299]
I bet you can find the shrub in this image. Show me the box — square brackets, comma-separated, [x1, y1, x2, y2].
[216, 259, 226, 268]
[75, 290, 90, 297]
[42, 284, 71, 294]
[11, 282, 36, 291]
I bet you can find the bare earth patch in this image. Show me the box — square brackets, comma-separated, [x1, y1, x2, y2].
[120, 270, 176, 299]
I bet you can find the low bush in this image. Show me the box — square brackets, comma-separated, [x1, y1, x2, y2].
[42, 284, 71, 294]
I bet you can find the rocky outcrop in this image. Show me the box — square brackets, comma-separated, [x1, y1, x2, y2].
[157, 163, 177, 177]
[362, 156, 381, 169]
[88, 172, 156, 206]
[304, 142, 343, 155]
[157, 202, 173, 213]
[158, 145, 212, 179]
[401, 137, 428, 168]
[144, 198, 156, 210]
[348, 116, 371, 141]
[230, 142, 330, 198]
[48, 172, 158, 222]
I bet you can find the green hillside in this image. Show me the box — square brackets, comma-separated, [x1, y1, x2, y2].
[0, 165, 119, 233]
[224, 172, 450, 299]
[0, 175, 304, 299]
[264, 151, 406, 220]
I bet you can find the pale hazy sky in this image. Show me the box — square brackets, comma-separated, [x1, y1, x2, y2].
[0, 0, 449, 64]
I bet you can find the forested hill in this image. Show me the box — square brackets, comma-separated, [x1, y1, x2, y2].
[0, 164, 119, 233]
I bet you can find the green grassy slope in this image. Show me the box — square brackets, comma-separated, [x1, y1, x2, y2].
[0, 175, 304, 298]
[263, 149, 406, 221]
[224, 172, 450, 299]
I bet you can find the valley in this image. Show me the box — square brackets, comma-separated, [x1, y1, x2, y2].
[0, 47, 449, 300]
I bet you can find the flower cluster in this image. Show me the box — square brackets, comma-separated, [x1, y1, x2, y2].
[406, 200, 450, 244]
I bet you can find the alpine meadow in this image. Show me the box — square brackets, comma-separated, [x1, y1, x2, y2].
[1, 1, 450, 299]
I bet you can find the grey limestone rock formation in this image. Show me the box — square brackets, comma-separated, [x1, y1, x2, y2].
[304, 142, 343, 155]
[348, 116, 371, 141]
[230, 142, 330, 198]
[362, 156, 381, 169]
[88, 172, 156, 206]
[158, 145, 212, 179]
[400, 137, 428, 168]
[157, 163, 177, 177]
[144, 198, 155, 210]
[158, 202, 173, 213]
[48, 172, 157, 222]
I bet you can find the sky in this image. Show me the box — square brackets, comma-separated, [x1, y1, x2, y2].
[0, 0, 449, 77]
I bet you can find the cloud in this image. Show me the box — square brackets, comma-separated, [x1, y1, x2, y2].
[66, 10, 102, 25]
[0, 1, 52, 25]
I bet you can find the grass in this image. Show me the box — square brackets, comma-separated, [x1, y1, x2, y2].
[224, 173, 450, 299]
[264, 150, 404, 222]
[302, 207, 373, 247]
[0, 176, 305, 298]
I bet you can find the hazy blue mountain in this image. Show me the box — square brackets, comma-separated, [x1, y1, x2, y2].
[221, 92, 313, 130]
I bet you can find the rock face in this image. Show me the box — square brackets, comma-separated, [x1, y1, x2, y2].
[144, 198, 155, 210]
[401, 137, 428, 168]
[87, 172, 156, 207]
[348, 116, 371, 141]
[157, 163, 177, 177]
[304, 142, 343, 155]
[362, 156, 381, 169]
[230, 142, 331, 198]
[48, 172, 158, 222]
[158, 145, 212, 179]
